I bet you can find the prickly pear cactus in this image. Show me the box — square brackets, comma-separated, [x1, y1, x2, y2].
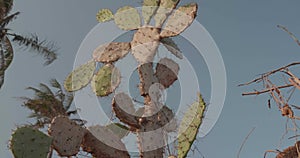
[10, 126, 52, 158]
[154, 0, 179, 27]
[82, 126, 130, 158]
[155, 58, 179, 88]
[131, 26, 161, 64]
[96, 9, 114, 22]
[48, 116, 86, 156]
[106, 123, 130, 139]
[142, 0, 160, 24]
[112, 92, 140, 129]
[114, 6, 141, 30]
[160, 3, 197, 38]
[91, 64, 121, 96]
[160, 37, 183, 59]
[93, 42, 131, 63]
[87, 125, 128, 151]
[64, 60, 96, 92]
[178, 93, 206, 158]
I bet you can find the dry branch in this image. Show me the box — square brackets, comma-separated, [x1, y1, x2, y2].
[242, 84, 293, 96]
[277, 25, 300, 46]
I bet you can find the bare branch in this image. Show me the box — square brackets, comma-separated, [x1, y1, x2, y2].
[237, 127, 255, 158]
[277, 25, 300, 46]
[239, 62, 300, 87]
[242, 84, 293, 96]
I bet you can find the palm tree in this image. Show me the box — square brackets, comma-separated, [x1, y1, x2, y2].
[21, 79, 75, 128]
[0, 0, 57, 89]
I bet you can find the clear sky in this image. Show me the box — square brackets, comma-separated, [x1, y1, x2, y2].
[1, 0, 300, 158]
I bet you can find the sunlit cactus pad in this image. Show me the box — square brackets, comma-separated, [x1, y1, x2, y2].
[48, 116, 86, 156]
[91, 64, 121, 96]
[155, 58, 179, 88]
[178, 93, 206, 158]
[64, 60, 96, 92]
[160, 3, 198, 38]
[154, 0, 179, 27]
[96, 9, 114, 22]
[93, 42, 131, 63]
[131, 26, 160, 64]
[142, 0, 160, 24]
[114, 6, 141, 30]
[10, 127, 52, 158]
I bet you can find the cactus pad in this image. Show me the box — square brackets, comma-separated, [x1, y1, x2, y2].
[131, 26, 160, 64]
[91, 64, 121, 96]
[10, 127, 52, 158]
[96, 9, 114, 22]
[178, 93, 206, 158]
[112, 93, 140, 129]
[142, 0, 160, 24]
[137, 63, 158, 95]
[160, 3, 198, 38]
[158, 106, 177, 132]
[64, 60, 96, 92]
[92, 42, 131, 63]
[105, 123, 130, 139]
[161, 37, 183, 59]
[154, 0, 180, 27]
[48, 116, 86, 156]
[114, 6, 141, 30]
[87, 125, 127, 151]
[155, 58, 179, 88]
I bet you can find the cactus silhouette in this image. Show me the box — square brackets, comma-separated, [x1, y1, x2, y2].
[9, 0, 206, 158]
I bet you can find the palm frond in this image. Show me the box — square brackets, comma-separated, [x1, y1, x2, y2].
[0, 36, 13, 89]
[0, 11, 19, 27]
[0, 0, 14, 17]
[49, 78, 66, 103]
[49, 78, 62, 89]
[7, 33, 58, 65]
[26, 86, 54, 100]
[0, 72, 4, 89]
[63, 93, 73, 111]
[39, 83, 55, 96]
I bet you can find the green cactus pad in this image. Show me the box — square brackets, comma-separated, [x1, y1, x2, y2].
[155, 58, 179, 88]
[92, 42, 131, 63]
[142, 0, 160, 24]
[96, 9, 114, 22]
[154, 0, 180, 27]
[10, 127, 52, 158]
[91, 64, 121, 96]
[160, 37, 183, 59]
[64, 60, 96, 92]
[178, 93, 206, 158]
[48, 116, 86, 156]
[160, 3, 198, 38]
[105, 123, 130, 139]
[114, 6, 141, 30]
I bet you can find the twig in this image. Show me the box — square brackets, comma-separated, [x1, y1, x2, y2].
[242, 84, 293, 96]
[277, 25, 300, 46]
[237, 127, 256, 158]
[239, 62, 300, 87]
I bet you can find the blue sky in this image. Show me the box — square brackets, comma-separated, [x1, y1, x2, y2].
[1, 0, 300, 157]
